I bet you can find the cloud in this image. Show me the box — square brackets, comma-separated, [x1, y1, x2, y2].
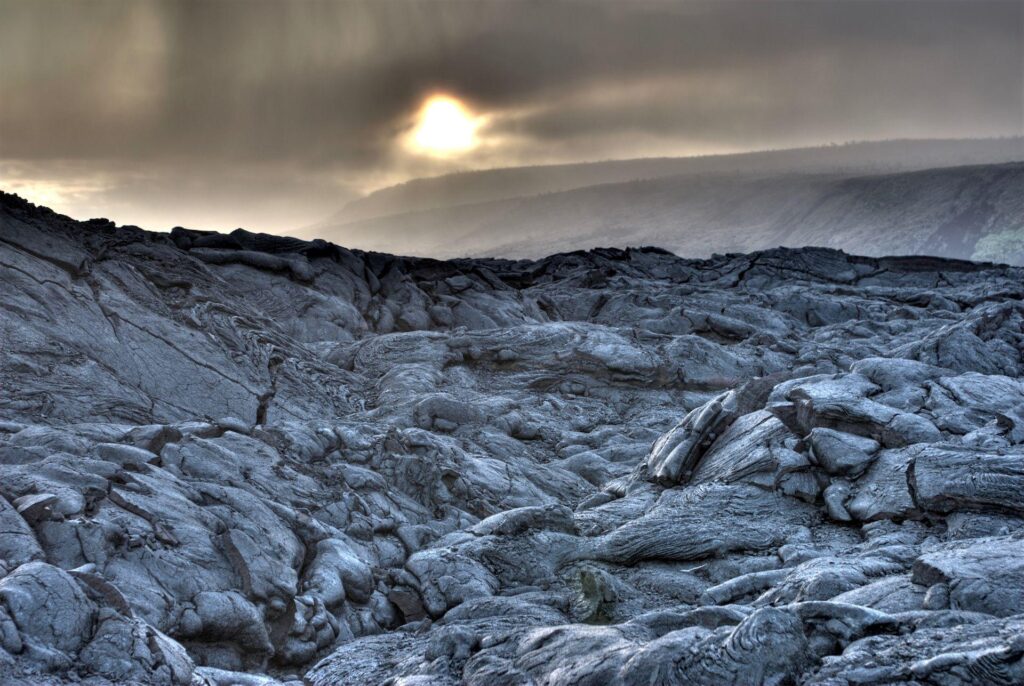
[0, 0, 1020, 231]
[0, 159, 357, 233]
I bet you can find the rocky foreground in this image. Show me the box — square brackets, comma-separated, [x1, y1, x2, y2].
[1, 192, 1024, 685]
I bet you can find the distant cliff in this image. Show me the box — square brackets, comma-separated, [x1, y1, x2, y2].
[307, 161, 1024, 263]
[316, 138, 1024, 226]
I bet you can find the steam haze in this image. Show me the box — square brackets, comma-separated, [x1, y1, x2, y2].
[1, 0, 1022, 234]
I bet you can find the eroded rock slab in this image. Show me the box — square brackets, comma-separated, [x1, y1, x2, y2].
[2, 193, 1024, 684]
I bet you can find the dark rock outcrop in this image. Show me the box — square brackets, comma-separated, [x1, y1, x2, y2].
[2, 191, 1024, 684]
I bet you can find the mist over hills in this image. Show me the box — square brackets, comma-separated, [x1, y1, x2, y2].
[317, 138, 1024, 227]
[304, 145, 1024, 263]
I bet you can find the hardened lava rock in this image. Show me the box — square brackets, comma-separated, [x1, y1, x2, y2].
[1, 192, 1023, 684]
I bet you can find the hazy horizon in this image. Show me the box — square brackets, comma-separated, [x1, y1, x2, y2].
[1, 0, 1022, 238]
[4, 136, 1022, 236]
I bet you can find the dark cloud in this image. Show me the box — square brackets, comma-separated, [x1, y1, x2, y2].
[0, 0, 1021, 231]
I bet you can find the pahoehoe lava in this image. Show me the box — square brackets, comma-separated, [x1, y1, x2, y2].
[1, 191, 1024, 685]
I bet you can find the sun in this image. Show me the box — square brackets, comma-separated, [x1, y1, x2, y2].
[408, 94, 481, 156]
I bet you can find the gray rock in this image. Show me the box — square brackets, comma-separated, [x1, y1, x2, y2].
[0, 562, 96, 654]
[807, 427, 880, 477]
[592, 484, 818, 564]
[912, 537, 1024, 617]
[812, 613, 1024, 685]
[79, 609, 194, 685]
[3, 198, 1024, 684]
[0, 496, 43, 567]
[910, 445, 1024, 515]
[845, 449, 917, 521]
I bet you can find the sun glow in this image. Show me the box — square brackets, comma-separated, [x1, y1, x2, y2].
[408, 95, 481, 156]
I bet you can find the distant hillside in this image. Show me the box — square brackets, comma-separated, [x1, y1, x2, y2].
[313, 138, 1024, 227]
[307, 162, 1024, 263]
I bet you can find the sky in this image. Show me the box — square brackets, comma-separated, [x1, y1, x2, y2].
[1, 0, 1022, 233]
